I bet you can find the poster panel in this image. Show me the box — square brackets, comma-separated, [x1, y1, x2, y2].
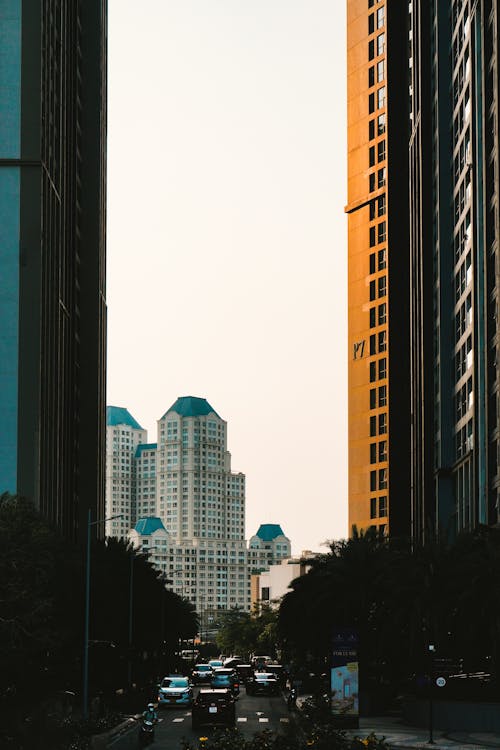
[331, 628, 359, 726]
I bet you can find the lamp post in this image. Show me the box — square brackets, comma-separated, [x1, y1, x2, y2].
[428, 644, 435, 744]
[82, 510, 122, 721]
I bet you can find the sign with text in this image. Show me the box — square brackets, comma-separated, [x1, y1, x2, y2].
[331, 629, 359, 727]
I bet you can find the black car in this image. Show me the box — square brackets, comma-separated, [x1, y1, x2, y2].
[246, 672, 280, 696]
[191, 688, 236, 729]
[236, 664, 254, 685]
[265, 664, 286, 686]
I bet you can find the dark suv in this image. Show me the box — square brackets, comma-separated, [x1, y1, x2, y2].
[191, 688, 236, 729]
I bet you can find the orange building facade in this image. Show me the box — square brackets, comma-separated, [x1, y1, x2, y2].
[347, 0, 389, 534]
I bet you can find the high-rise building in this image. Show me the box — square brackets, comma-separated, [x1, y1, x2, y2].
[346, 0, 410, 538]
[409, 0, 500, 537]
[0, 1, 107, 540]
[105, 406, 148, 538]
[155, 396, 249, 612]
[348, 0, 500, 541]
[107, 397, 250, 613]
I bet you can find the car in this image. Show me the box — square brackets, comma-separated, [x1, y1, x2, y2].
[265, 663, 286, 686]
[246, 671, 280, 696]
[191, 688, 236, 730]
[157, 675, 193, 708]
[210, 667, 240, 695]
[191, 663, 214, 684]
[236, 664, 254, 685]
[251, 655, 273, 669]
[208, 658, 224, 669]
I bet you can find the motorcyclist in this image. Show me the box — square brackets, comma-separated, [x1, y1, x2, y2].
[287, 686, 297, 710]
[142, 702, 158, 724]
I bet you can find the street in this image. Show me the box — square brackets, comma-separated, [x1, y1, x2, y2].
[147, 687, 291, 749]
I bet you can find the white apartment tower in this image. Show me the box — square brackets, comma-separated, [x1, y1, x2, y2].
[153, 397, 249, 614]
[105, 407, 147, 538]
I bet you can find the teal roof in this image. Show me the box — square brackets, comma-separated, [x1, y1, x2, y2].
[107, 406, 143, 430]
[162, 396, 220, 420]
[256, 524, 286, 542]
[135, 443, 157, 458]
[134, 517, 166, 535]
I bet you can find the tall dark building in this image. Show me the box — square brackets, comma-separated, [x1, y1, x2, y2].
[409, 0, 500, 538]
[348, 0, 499, 542]
[0, 1, 107, 541]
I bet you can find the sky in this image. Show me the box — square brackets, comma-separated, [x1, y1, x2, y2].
[107, 0, 348, 555]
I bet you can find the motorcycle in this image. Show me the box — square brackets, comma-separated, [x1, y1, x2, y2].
[138, 718, 155, 746]
[287, 687, 297, 711]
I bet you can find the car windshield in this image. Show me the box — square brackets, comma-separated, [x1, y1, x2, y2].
[256, 673, 275, 680]
[162, 678, 188, 688]
[196, 665, 211, 671]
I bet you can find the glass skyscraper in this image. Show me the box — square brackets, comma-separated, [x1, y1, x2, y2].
[0, 1, 107, 540]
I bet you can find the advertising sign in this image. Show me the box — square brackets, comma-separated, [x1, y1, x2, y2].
[331, 628, 359, 728]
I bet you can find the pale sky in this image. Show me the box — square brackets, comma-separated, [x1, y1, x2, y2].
[107, 0, 348, 555]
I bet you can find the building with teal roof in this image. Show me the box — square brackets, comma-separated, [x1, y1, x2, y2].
[107, 406, 144, 430]
[248, 524, 291, 574]
[161, 396, 220, 420]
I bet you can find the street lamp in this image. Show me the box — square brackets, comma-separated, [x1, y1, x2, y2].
[82, 510, 122, 721]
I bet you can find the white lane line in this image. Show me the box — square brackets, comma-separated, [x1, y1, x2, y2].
[237, 717, 247, 722]
[172, 718, 184, 723]
[280, 717, 290, 723]
[258, 717, 269, 723]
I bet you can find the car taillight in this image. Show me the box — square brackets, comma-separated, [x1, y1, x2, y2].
[234, 683, 239, 689]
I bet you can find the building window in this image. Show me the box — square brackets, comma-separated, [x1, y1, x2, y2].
[379, 384, 387, 406]
[369, 172, 376, 192]
[369, 66, 375, 87]
[377, 59, 385, 82]
[378, 330, 387, 352]
[379, 440, 387, 462]
[378, 221, 386, 243]
[370, 497, 377, 519]
[370, 362, 377, 382]
[379, 413, 387, 434]
[378, 275, 387, 297]
[369, 93, 375, 114]
[379, 357, 387, 379]
[370, 388, 377, 408]
[378, 195, 386, 216]
[370, 308, 376, 328]
[370, 253, 376, 274]
[378, 302, 387, 324]
[377, 6, 385, 28]
[377, 113, 386, 134]
[377, 86, 386, 109]
[369, 39, 375, 60]
[370, 416, 377, 436]
[370, 443, 377, 463]
[379, 468, 388, 489]
[377, 33, 385, 55]
[368, 13, 375, 33]
[370, 226, 376, 246]
[370, 334, 377, 355]
[370, 471, 377, 491]
[379, 495, 388, 516]
[378, 248, 387, 269]
[369, 119, 375, 140]
[378, 167, 386, 187]
[370, 280, 376, 301]
[377, 140, 386, 162]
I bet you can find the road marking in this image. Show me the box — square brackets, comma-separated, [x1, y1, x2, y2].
[258, 718, 269, 723]
[280, 718, 289, 723]
[237, 717, 247, 722]
[172, 718, 184, 723]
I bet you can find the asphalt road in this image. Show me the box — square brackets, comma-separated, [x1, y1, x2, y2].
[146, 686, 291, 749]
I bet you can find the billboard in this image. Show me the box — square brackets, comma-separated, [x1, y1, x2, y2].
[331, 628, 359, 727]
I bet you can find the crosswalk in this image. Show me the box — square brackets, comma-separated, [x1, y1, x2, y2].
[159, 712, 289, 725]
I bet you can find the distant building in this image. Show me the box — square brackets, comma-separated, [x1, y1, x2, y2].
[0, 2, 107, 541]
[251, 552, 317, 611]
[247, 524, 291, 574]
[105, 407, 147, 539]
[129, 516, 169, 573]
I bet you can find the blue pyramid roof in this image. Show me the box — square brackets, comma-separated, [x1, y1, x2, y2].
[256, 524, 286, 542]
[107, 406, 143, 430]
[162, 396, 220, 420]
[134, 517, 166, 535]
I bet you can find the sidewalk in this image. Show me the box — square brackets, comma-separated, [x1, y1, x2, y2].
[351, 715, 500, 749]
